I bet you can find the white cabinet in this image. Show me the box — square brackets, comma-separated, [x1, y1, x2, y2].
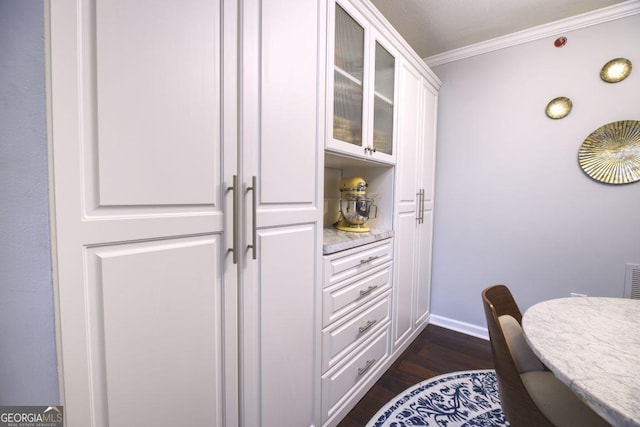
[392, 59, 439, 350]
[321, 240, 393, 426]
[327, 0, 397, 164]
[320, 1, 440, 425]
[48, 1, 323, 426]
[415, 81, 438, 326]
[240, 0, 323, 425]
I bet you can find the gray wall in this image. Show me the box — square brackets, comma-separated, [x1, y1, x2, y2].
[431, 14, 640, 332]
[0, 0, 59, 404]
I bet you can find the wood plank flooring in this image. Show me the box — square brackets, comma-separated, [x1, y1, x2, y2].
[337, 324, 494, 426]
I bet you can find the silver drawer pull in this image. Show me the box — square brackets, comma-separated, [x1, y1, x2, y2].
[358, 359, 376, 376]
[359, 285, 378, 296]
[358, 319, 377, 333]
[360, 256, 379, 265]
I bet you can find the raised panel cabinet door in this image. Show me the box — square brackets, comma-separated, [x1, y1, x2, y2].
[414, 209, 433, 325]
[48, 0, 237, 426]
[420, 83, 438, 207]
[395, 61, 421, 211]
[85, 238, 225, 427]
[414, 83, 438, 325]
[392, 212, 416, 347]
[239, 0, 323, 425]
[393, 60, 422, 348]
[242, 225, 319, 427]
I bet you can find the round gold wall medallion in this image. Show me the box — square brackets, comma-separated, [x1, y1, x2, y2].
[600, 58, 632, 83]
[578, 120, 640, 184]
[545, 97, 572, 119]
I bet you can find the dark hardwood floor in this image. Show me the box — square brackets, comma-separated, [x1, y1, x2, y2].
[337, 324, 494, 426]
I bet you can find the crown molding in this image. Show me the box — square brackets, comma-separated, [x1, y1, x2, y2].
[424, 0, 640, 68]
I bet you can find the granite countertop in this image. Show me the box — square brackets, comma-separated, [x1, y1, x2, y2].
[523, 297, 640, 426]
[323, 227, 393, 255]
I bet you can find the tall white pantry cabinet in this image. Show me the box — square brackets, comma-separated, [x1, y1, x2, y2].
[48, 0, 324, 426]
[48, 0, 440, 426]
[393, 60, 438, 350]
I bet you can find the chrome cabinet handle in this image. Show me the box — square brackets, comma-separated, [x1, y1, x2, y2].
[360, 255, 379, 264]
[416, 189, 425, 224]
[357, 358, 376, 376]
[227, 175, 239, 264]
[247, 176, 257, 260]
[358, 319, 377, 333]
[359, 285, 378, 296]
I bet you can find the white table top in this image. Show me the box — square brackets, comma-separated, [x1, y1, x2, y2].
[523, 297, 640, 427]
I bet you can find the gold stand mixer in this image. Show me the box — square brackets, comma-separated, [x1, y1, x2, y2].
[335, 177, 377, 232]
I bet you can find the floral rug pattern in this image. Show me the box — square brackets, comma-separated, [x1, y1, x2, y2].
[367, 369, 509, 427]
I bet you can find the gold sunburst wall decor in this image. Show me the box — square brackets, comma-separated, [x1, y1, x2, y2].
[600, 58, 632, 83]
[578, 120, 640, 185]
[545, 97, 573, 119]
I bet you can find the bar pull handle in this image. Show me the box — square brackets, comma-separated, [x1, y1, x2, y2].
[358, 319, 377, 333]
[359, 285, 378, 297]
[357, 358, 376, 376]
[227, 175, 239, 264]
[360, 255, 379, 265]
[421, 189, 425, 224]
[416, 189, 425, 224]
[247, 176, 257, 260]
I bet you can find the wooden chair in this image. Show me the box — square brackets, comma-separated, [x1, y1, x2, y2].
[482, 285, 609, 427]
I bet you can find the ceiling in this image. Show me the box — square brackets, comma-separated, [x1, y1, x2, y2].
[369, 0, 630, 59]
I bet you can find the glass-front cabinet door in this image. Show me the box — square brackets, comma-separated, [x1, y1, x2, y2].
[328, 1, 397, 164]
[372, 41, 395, 156]
[333, 4, 365, 148]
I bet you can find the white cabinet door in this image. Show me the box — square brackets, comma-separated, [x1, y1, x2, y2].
[327, 0, 397, 164]
[393, 60, 421, 348]
[239, 0, 323, 425]
[48, 1, 237, 426]
[415, 83, 438, 325]
[393, 62, 438, 347]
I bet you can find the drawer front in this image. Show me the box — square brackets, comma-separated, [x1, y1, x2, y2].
[324, 239, 393, 287]
[321, 326, 390, 423]
[322, 292, 391, 373]
[323, 264, 392, 327]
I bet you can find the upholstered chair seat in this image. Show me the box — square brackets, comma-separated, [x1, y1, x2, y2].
[482, 285, 610, 427]
[498, 314, 609, 427]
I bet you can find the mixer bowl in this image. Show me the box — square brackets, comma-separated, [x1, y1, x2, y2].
[339, 197, 375, 226]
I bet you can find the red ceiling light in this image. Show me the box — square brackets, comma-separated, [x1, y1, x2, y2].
[554, 36, 567, 48]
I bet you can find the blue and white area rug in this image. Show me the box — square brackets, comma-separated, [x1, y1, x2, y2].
[367, 369, 509, 427]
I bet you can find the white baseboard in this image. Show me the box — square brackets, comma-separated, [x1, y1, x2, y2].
[429, 315, 489, 341]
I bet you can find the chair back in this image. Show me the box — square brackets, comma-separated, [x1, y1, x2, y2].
[482, 285, 554, 426]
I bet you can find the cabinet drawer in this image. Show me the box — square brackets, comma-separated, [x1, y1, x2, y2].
[324, 239, 393, 287]
[323, 263, 392, 327]
[321, 326, 390, 424]
[322, 292, 391, 373]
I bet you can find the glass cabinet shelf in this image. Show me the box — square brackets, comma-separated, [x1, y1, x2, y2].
[335, 65, 363, 86]
[374, 91, 393, 105]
